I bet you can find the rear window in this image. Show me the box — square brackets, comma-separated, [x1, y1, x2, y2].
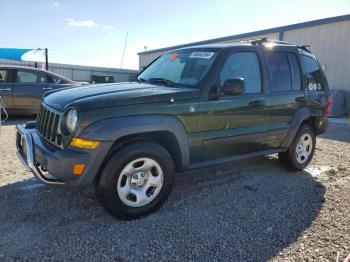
[300, 55, 326, 92]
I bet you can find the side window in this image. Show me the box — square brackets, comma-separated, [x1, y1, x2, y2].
[288, 53, 301, 91]
[0, 70, 9, 83]
[266, 52, 291, 92]
[17, 71, 39, 83]
[38, 74, 47, 83]
[219, 52, 261, 94]
[300, 55, 325, 92]
[47, 74, 60, 84]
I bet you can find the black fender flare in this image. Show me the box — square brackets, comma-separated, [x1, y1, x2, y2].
[79, 115, 190, 168]
[281, 107, 310, 148]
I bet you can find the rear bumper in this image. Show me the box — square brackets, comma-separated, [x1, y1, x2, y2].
[16, 123, 113, 187]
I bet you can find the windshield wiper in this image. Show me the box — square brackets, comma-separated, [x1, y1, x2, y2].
[148, 78, 176, 87]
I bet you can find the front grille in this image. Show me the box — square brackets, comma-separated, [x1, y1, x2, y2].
[37, 104, 62, 146]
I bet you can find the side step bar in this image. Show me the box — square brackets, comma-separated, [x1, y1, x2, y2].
[188, 148, 285, 170]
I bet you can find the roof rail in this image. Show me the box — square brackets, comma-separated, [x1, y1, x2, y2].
[297, 45, 311, 53]
[248, 37, 312, 53]
[249, 37, 294, 46]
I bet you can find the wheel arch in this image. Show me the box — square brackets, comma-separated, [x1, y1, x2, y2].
[282, 107, 319, 148]
[79, 115, 190, 172]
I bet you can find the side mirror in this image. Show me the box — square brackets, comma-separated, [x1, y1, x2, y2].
[222, 78, 245, 96]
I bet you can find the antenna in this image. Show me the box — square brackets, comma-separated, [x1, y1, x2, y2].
[120, 32, 129, 69]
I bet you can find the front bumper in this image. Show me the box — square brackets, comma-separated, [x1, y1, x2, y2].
[16, 123, 113, 187]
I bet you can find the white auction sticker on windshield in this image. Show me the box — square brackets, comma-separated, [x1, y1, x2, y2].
[189, 51, 215, 59]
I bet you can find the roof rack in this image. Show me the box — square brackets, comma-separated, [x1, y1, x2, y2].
[297, 44, 311, 53]
[249, 37, 294, 46]
[249, 37, 312, 53]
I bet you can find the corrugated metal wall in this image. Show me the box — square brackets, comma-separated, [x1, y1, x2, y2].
[283, 20, 350, 91]
[0, 59, 138, 83]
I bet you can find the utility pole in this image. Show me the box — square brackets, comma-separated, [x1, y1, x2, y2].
[45, 48, 48, 70]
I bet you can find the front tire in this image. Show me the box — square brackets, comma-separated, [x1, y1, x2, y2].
[95, 141, 175, 220]
[279, 124, 316, 171]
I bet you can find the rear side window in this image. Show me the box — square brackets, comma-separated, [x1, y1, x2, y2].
[266, 52, 291, 92]
[0, 70, 9, 83]
[288, 53, 301, 90]
[47, 74, 60, 84]
[219, 52, 261, 94]
[300, 55, 326, 92]
[38, 74, 47, 83]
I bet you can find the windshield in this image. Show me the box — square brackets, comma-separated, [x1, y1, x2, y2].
[137, 50, 217, 87]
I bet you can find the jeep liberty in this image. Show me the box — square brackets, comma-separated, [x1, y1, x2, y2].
[16, 39, 331, 219]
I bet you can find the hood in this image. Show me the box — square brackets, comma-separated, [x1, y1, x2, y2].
[43, 82, 200, 111]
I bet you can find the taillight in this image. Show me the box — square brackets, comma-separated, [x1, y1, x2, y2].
[323, 96, 332, 117]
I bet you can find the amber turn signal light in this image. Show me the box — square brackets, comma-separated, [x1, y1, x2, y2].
[70, 137, 101, 149]
[73, 164, 86, 175]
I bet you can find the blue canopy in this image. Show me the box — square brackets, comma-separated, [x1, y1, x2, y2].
[0, 48, 34, 61]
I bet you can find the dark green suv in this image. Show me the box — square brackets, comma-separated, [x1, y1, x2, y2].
[16, 39, 330, 219]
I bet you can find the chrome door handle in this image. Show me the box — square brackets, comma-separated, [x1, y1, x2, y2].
[0, 88, 12, 91]
[43, 87, 53, 90]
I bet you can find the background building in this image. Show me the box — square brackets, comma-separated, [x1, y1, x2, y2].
[138, 15, 350, 116]
[0, 59, 138, 83]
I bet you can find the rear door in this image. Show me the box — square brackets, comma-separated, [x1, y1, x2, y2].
[263, 50, 305, 147]
[0, 69, 14, 109]
[12, 69, 48, 113]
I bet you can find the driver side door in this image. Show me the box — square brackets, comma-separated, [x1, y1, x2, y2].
[193, 50, 269, 162]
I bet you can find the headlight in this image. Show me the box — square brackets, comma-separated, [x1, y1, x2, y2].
[65, 108, 78, 134]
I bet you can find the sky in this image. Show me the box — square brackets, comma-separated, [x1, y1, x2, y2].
[0, 0, 349, 70]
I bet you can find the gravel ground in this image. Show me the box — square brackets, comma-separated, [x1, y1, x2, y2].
[0, 118, 349, 261]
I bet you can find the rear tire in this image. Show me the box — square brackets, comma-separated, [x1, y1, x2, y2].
[95, 141, 175, 220]
[279, 124, 316, 171]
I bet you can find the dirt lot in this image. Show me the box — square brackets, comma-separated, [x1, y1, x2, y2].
[0, 118, 349, 262]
